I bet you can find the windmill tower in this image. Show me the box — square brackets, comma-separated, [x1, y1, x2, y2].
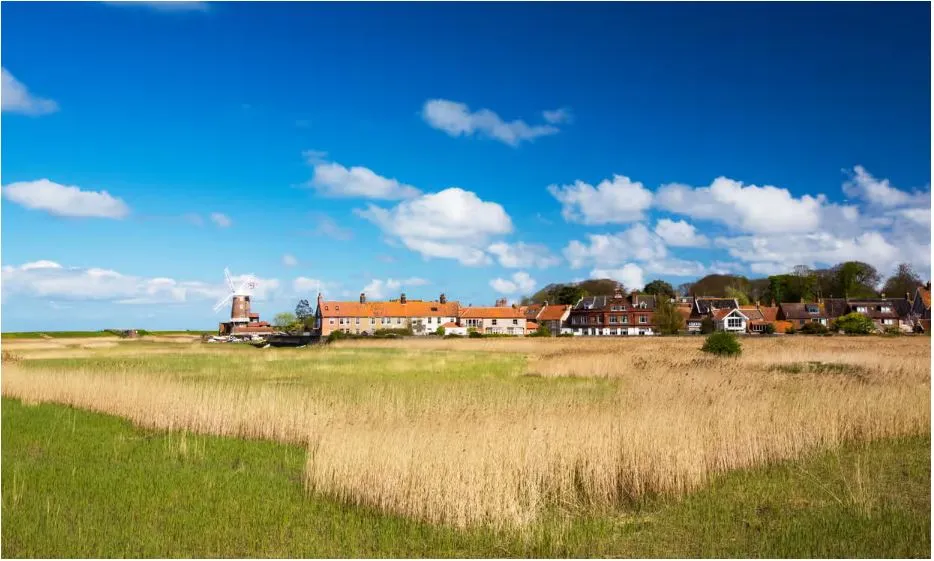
[213, 267, 257, 329]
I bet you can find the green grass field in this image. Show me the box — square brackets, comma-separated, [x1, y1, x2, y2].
[2, 398, 928, 558]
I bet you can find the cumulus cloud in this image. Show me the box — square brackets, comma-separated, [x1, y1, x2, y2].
[489, 271, 537, 295]
[842, 165, 918, 207]
[1, 68, 58, 115]
[310, 212, 354, 240]
[361, 277, 430, 300]
[210, 212, 232, 228]
[357, 187, 513, 266]
[2, 179, 129, 218]
[590, 264, 645, 291]
[421, 99, 563, 146]
[563, 224, 667, 269]
[548, 174, 653, 225]
[1, 261, 279, 305]
[656, 177, 824, 234]
[486, 241, 560, 269]
[654, 218, 709, 247]
[305, 152, 420, 200]
[282, 254, 298, 267]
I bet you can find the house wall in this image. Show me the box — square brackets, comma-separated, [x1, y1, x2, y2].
[410, 316, 458, 335]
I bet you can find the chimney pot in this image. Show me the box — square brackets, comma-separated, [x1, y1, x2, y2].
[360, 292, 366, 304]
[439, 293, 447, 304]
[400, 293, 407, 304]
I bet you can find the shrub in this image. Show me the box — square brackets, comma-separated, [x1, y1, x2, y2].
[373, 328, 413, 337]
[762, 323, 776, 335]
[835, 313, 875, 335]
[699, 317, 716, 335]
[528, 325, 552, 338]
[326, 330, 346, 343]
[799, 322, 828, 335]
[435, 326, 445, 336]
[468, 330, 483, 339]
[556, 333, 574, 338]
[701, 332, 742, 357]
[883, 326, 902, 337]
[785, 325, 797, 335]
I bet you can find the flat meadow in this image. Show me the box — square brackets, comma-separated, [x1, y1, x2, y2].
[1, 335, 930, 557]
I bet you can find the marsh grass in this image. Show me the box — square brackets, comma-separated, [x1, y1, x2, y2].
[2, 337, 929, 529]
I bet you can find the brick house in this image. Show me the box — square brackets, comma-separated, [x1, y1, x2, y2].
[567, 286, 656, 336]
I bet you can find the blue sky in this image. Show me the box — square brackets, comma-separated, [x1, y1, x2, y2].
[2, 1, 931, 331]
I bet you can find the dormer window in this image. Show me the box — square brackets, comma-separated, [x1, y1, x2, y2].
[805, 304, 819, 314]
[335, 305, 340, 311]
[880, 306, 892, 313]
[856, 306, 868, 313]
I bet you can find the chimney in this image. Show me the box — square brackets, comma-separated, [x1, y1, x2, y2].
[400, 293, 407, 304]
[543, 300, 549, 307]
[614, 283, 624, 299]
[756, 299, 760, 309]
[906, 291, 911, 302]
[360, 292, 366, 304]
[926, 281, 931, 291]
[439, 293, 447, 304]
[495, 298, 507, 307]
[880, 292, 886, 300]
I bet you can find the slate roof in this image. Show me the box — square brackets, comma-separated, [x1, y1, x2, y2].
[823, 298, 849, 318]
[694, 298, 738, 314]
[574, 296, 609, 311]
[779, 302, 827, 320]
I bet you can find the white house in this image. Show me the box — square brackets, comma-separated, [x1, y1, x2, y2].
[714, 308, 748, 332]
[440, 322, 468, 336]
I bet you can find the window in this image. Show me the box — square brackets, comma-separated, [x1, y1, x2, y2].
[883, 319, 895, 325]
[622, 316, 629, 324]
[335, 305, 340, 311]
[881, 306, 892, 313]
[339, 318, 345, 325]
[609, 316, 618, 324]
[590, 316, 597, 324]
[512, 319, 518, 325]
[492, 319, 498, 326]
[811, 318, 821, 323]
[805, 304, 819, 314]
[856, 306, 868, 313]
[329, 319, 334, 325]
[396, 318, 401, 324]
[727, 317, 742, 328]
[639, 315, 647, 324]
[356, 317, 360, 325]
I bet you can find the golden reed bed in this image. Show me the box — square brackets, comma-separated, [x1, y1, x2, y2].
[2, 336, 929, 528]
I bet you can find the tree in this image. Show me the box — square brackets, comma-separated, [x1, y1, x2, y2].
[701, 332, 742, 356]
[654, 297, 685, 335]
[691, 274, 751, 298]
[767, 275, 786, 304]
[834, 312, 875, 334]
[295, 299, 314, 328]
[554, 284, 587, 305]
[833, 261, 881, 298]
[700, 317, 716, 334]
[725, 285, 751, 305]
[435, 325, 445, 336]
[882, 263, 923, 299]
[643, 279, 676, 299]
[791, 265, 817, 301]
[273, 312, 299, 331]
[676, 282, 693, 296]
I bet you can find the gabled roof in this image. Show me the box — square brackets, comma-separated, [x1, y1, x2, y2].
[520, 304, 542, 320]
[739, 306, 765, 321]
[758, 306, 779, 322]
[694, 297, 738, 314]
[538, 304, 571, 321]
[847, 298, 910, 319]
[459, 306, 524, 319]
[779, 302, 827, 320]
[631, 293, 656, 310]
[823, 298, 849, 318]
[573, 296, 608, 311]
[714, 308, 748, 321]
[526, 321, 539, 331]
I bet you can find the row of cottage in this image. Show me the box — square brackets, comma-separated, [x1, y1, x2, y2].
[313, 283, 932, 337]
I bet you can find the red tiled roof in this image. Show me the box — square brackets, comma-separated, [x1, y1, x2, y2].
[458, 306, 524, 319]
[441, 321, 458, 328]
[526, 321, 539, 331]
[758, 306, 779, 322]
[538, 304, 571, 321]
[919, 286, 931, 308]
[318, 300, 460, 318]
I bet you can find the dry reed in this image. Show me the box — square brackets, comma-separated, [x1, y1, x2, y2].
[2, 336, 929, 528]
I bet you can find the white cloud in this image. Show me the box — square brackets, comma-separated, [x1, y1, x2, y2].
[656, 177, 824, 234]
[210, 212, 232, 228]
[306, 155, 420, 200]
[548, 174, 653, 225]
[421, 99, 561, 146]
[486, 242, 560, 269]
[1, 68, 58, 115]
[357, 187, 513, 266]
[715, 231, 911, 278]
[362, 277, 429, 300]
[2, 179, 129, 218]
[590, 264, 645, 291]
[654, 218, 709, 247]
[282, 254, 298, 267]
[310, 212, 353, 240]
[563, 224, 667, 269]
[103, 2, 209, 12]
[489, 271, 537, 295]
[842, 165, 916, 207]
[1, 261, 280, 305]
[293, 277, 326, 294]
[542, 108, 573, 124]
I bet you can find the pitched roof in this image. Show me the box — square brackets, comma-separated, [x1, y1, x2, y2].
[739, 306, 765, 321]
[520, 304, 542, 320]
[758, 306, 779, 322]
[824, 298, 849, 318]
[538, 304, 571, 321]
[318, 300, 459, 318]
[779, 302, 827, 320]
[714, 308, 747, 321]
[458, 306, 525, 319]
[441, 321, 458, 328]
[847, 298, 910, 319]
[676, 307, 692, 321]
[631, 293, 656, 309]
[574, 296, 608, 311]
[694, 298, 738, 314]
[526, 321, 539, 331]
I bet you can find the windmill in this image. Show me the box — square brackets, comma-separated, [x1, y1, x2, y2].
[213, 267, 257, 324]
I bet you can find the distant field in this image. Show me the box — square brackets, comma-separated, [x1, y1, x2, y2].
[1, 336, 930, 557]
[1, 330, 211, 340]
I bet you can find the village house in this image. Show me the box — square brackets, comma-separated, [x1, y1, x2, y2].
[685, 297, 738, 333]
[458, 300, 526, 335]
[536, 304, 573, 333]
[314, 292, 459, 337]
[777, 302, 830, 329]
[567, 286, 656, 336]
[823, 296, 913, 332]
